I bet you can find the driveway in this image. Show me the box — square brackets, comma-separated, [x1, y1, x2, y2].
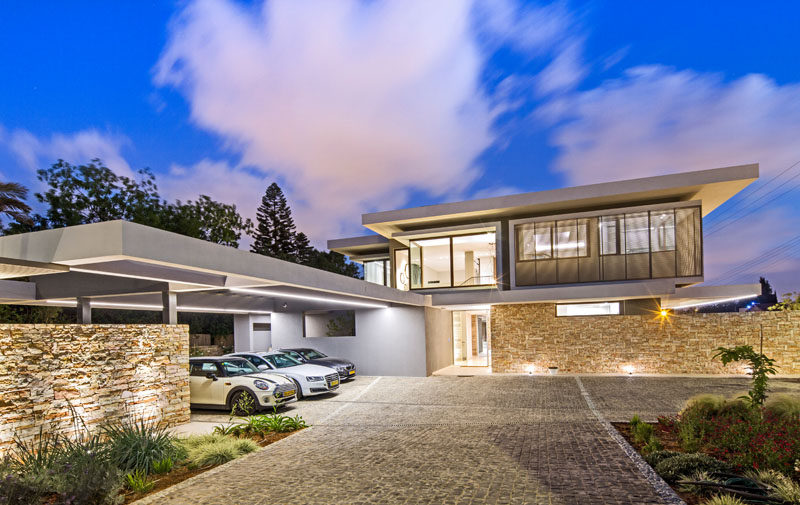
[139, 376, 800, 505]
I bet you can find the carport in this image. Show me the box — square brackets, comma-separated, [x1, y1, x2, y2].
[0, 220, 452, 377]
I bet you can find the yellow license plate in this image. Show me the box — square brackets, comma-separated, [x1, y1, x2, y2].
[331, 380, 339, 387]
[284, 390, 296, 397]
[348, 370, 355, 375]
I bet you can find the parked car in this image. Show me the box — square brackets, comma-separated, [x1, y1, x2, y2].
[226, 351, 340, 399]
[189, 356, 297, 414]
[278, 347, 357, 381]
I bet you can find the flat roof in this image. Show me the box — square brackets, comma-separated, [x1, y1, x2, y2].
[0, 220, 427, 312]
[359, 164, 758, 237]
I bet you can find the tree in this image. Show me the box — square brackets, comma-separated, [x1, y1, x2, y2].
[0, 181, 32, 226]
[250, 182, 361, 278]
[305, 249, 361, 278]
[164, 196, 252, 248]
[714, 345, 778, 406]
[768, 292, 800, 311]
[251, 183, 299, 261]
[4, 159, 252, 248]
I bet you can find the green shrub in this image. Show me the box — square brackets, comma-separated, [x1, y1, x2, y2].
[678, 416, 704, 452]
[765, 394, 800, 420]
[714, 345, 778, 406]
[150, 457, 174, 475]
[644, 450, 681, 468]
[0, 432, 122, 505]
[213, 412, 308, 438]
[682, 394, 726, 416]
[125, 469, 154, 494]
[641, 437, 663, 456]
[102, 418, 178, 474]
[654, 453, 732, 483]
[633, 422, 655, 445]
[701, 495, 746, 505]
[178, 434, 259, 469]
[746, 469, 800, 504]
[630, 414, 642, 428]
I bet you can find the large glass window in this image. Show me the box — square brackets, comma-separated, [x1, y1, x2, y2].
[650, 211, 676, 252]
[453, 233, 496, 286]
[600, 216, 621, 255]
[624, 212, 650, 254]
[404, 232, 496, 289]
[364, 259, 389, 286]
[411, 237, 452, 288]
[514, 205, 701, 286]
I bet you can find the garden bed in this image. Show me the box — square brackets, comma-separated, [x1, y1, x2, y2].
[613, 395, 800, 505]
[0, 409, 308, 505]
[120, 430, 298, 504]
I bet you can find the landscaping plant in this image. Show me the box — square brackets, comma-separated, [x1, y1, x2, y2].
[713, 345, 778, 407]
[653, 453, 733, 483]
[102, 418, 179, 474]
[124, 470, 154, 494]
[175, 434, 259, 469]
[764, 394, 800, 420]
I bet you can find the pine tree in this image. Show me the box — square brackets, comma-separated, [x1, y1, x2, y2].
[251, 183, 299, 261]
[294, 231, 313, 265]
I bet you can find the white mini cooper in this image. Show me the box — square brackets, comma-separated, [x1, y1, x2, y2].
[189, 356, 297, 414]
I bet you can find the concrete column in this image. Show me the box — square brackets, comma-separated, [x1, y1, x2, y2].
[162, 291, 178, 325]
[233, 313, 271, 352]
[77, 297, 91, 324]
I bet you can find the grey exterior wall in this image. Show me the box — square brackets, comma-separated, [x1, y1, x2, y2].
[271, 306, 432, 376]
[424, 307, 454, 375]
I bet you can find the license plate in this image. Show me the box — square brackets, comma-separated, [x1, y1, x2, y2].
[348, 370, 355, 375]
[283, 390, 296, 397]
[330, 380, 339, 387]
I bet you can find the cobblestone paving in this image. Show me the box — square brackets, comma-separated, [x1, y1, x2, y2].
[140, 376, 800, 505]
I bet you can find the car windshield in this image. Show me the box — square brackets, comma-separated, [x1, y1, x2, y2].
[282, 350, 306, 362]
[263, 353, 302, 368]
[300, 349, 327, 360]
[220, 359, 258, 376]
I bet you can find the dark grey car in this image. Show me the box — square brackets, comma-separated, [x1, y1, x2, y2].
[279, 348, 356, 380]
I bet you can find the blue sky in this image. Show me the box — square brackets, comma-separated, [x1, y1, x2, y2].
[2, 1, 800, 293]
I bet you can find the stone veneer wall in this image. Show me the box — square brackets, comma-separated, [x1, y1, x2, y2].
[491, 303, 800, 374]
[0, 324, 190, 454]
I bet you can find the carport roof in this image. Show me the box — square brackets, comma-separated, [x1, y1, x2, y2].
[0, 220, 427, 313]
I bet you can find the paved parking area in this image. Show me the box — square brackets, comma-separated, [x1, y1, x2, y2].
[139, 376, 800, 505]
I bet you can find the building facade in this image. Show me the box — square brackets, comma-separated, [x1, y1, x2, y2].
[329, 164, 764, 371]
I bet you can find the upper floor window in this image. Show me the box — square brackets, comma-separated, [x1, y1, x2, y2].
[514, 205, 702, 287]
[402, 232, 496, 290]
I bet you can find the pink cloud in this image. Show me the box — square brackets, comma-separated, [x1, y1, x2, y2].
[154, 0, 496, 241]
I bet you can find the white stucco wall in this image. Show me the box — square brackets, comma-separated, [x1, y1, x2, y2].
[271, 306, 430, 377]
[233, 313, 271, 352]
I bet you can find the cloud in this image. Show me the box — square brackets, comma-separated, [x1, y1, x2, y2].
[540, 65, 800, 293]
[5, 128, 133, 177]
[154, 0, 498, 240]
[159, 158, 265, 213]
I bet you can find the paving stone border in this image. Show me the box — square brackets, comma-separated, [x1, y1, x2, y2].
[575, 376, 685, 505]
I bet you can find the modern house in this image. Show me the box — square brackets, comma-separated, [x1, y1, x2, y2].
[0, 163, 780, 377]
[329, 163, 762, 368]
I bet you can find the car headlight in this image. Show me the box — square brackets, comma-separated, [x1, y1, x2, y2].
[253, 380, 273, 390]
[305, 376, 324, 382]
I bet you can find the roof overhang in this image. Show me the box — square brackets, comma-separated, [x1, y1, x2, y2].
[361, 164, 759, 237]
[661, 284, 761, 310]
[327, 234, 389, 258]
[0, 220, 428, 312]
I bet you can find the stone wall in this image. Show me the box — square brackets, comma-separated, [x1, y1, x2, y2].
[491, 303, 800, 374]
[0, 324, 190, 454]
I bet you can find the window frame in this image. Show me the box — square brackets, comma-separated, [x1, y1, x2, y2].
[404, 232, 497, 290]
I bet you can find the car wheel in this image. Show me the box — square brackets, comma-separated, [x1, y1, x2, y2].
[230, 390, 257, 416]
[291, 379, 304, 400]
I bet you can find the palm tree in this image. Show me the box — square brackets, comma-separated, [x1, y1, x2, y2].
[0, 182, 32, 224]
